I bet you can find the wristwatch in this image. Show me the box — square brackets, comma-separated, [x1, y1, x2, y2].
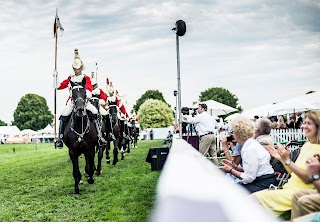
[285, 159, 291, 165]
[311, 174, 320, 182]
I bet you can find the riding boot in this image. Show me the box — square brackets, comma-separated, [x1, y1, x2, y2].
[56, 120, 65, 148]
[94, 120, 107, 145]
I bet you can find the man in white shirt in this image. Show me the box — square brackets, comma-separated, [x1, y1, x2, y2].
[183, 103, 218, 164]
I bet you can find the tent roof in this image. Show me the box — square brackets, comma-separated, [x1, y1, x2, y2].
[0, 126, 20, 135]
[191, 100, 237, 116]
[38, 124, 54, 133]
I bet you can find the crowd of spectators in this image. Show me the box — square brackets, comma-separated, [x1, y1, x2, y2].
[216, 111, 320, 221]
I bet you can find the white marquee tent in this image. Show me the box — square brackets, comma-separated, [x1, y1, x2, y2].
[191, 100, 237, 116]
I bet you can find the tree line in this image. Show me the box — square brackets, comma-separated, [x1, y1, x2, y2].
[1, 87, 241, 130]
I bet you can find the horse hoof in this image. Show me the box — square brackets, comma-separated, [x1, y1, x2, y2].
[74, 189, 80, 195]
[87, 177, 94, 184]
[106, 159, 110, 164]
[79, 180, 83, 185]
[95, 171, 101, 176]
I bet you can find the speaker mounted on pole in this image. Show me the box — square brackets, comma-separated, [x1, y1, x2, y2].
[172, 20, 186, 36]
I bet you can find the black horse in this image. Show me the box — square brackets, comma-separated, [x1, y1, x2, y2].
[130, 119, 139, 148]
[105, 103, 121, 165]
[62, 79, 97, 194]
[119, 119, 131, 157]
[88, 94, 109, 176]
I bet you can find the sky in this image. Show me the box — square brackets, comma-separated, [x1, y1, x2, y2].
[0, 0, 319, 125]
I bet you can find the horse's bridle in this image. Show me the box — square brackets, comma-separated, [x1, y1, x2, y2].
[72, 85, 87, 117]
[71, 84, 90, 142]
[108, 104, 119, 132]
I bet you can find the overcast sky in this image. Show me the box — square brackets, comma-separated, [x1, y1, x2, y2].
[0, 0, 319, 124]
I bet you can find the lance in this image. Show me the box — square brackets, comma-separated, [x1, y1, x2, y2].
[95, 62, 98, 82]
[53, 8, 64, 148]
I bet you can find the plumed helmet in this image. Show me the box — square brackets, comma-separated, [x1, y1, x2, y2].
[72, 48, 85, 69]
[108, 82, 115, 96]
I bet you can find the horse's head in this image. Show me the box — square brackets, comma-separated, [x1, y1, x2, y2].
[70, 78, 86, 117]
[89, 94, 100, 111]
[108, 105, 118, 122]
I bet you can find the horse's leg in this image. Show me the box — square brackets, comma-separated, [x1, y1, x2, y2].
[112, 138, 119, 165]
[126, 138, 130, 153]
[120, 138, 126, 160]
[95, 145, 104, 176]
[84, 149, 95, 184]
[105, 141, 111, 164]
[70, 154, 81, 194]
[134, 136, 137, 148]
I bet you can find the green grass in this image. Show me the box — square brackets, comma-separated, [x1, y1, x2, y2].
[0, 140, 162, 222]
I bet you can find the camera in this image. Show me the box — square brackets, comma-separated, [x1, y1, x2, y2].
[181, 107, 197, 117]
[181, 107, 189, 115]
[227, 135, 234, 142]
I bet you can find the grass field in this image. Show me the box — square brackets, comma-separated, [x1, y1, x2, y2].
[0, 140, 163, 222]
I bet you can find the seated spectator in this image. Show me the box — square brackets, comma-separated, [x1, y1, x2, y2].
[296, 112, 304, 129]
[278, 115, 287, 129]
[270, 116, 279, 129]
[250, 110, 320, 216]
[291, 153, 320, 221]
[255, 117, 274, 148]
[162, 131, 173, 145]
[218, 115, 277, 193]
[222, 117, 274, 168]
[288, 114, 296, 129]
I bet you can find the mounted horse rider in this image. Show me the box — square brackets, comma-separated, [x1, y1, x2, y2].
[130, 112, 140, 148]
[55, 48, 107, 148]
[91, 76, 116, 141]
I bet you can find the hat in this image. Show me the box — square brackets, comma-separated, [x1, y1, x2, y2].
[72, 48, 84, 69]
[108, 82, 115, 96]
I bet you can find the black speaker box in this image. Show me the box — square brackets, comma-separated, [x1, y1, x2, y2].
[146, 147, 169, 171]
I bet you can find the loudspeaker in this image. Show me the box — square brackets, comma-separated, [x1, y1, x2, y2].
[146, 147, 169, 171]
[175, 20, 186, 36]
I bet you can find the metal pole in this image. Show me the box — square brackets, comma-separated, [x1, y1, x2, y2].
[175, 93, 178, 125]
[53, 12, 58, 149]
[176, 35, 182, 138]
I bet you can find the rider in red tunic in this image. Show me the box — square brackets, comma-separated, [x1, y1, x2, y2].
[55, 48, 107, 148]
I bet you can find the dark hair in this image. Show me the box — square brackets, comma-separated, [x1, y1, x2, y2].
[199, 103, 207, 111]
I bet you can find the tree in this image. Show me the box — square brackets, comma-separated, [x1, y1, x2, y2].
[0, 119, 7, 126]
[199, 87, 242, 113]
[133, 90, 168, 113]
[137, 99, 174, 129]
[12, 94, 53, 131]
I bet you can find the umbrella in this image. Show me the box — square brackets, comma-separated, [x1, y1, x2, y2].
[270, 98, 320, 115]
[242, 103, 274, 118]
[191, 100, 237, 116]
[224, 113, 240, 121]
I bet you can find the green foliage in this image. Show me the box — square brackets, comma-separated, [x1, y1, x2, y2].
[138, 99, 174, 129]
[199, 87, 243, 113]
[12, 94, 53, 131]
[0, 140, 162, 222]
[0, 119, 7, 126]
[133, 90, 168, 113]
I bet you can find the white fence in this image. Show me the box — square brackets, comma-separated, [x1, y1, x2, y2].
[199, 129, 305, 151]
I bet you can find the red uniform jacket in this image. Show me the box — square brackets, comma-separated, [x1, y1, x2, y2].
[58, 74, 92, 104]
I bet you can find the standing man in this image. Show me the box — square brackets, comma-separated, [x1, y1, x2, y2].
[183, 103, 218, 164]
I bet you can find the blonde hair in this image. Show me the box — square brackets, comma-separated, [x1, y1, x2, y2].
[231, 115, 254, 141]
[305, 110, 320, 144]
